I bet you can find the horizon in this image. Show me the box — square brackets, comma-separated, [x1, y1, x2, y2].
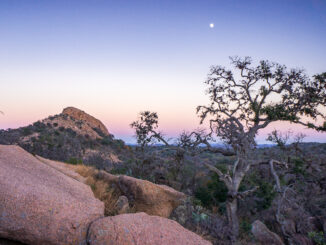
[1, 0, 326, 143]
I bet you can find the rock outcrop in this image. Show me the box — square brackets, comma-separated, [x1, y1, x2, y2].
[88, 212, 212, 245]
[0, 145, 211, 245]
[0, 107, 127, 168]
[252, 220, 284, 245]
[0, 145, 104, 245]
[96, 171, 186, 217]
[62, 107, 109, 136]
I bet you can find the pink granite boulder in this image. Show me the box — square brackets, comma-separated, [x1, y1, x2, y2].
[0, 145, 104, 245]
[88, 212, 212, 245]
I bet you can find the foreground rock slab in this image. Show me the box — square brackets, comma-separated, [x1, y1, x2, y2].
[97, 171, 186, 217]
[0, 145, 104, 245]
[88, 212, 212, 245]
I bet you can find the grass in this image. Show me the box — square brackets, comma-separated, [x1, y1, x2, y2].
[75, 165, 122, 215]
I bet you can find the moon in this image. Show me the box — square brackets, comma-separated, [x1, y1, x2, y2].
[209, 23, 214, 28]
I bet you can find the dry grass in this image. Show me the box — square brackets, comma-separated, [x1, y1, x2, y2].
[75, 165, 122, 216]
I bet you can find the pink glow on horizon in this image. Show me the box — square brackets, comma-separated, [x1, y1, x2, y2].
[1, 106, 325, 143]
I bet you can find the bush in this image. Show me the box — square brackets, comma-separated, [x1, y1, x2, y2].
[66, 157, 82, 165]
[22, 127, 32, 136]
[240, 219, 252, 235]
[308, 231, 326, 245]
[194, 172, 228, 209]
[243, 172, 276, 210]
[293, 158, 306, 176]
[101, 136, 112, 145]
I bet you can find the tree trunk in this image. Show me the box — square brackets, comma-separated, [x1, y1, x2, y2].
[226, 197, 239, 243]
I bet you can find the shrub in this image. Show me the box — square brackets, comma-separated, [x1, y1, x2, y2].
[110, 167, 129, 175]
[101, 136, 112, 145]
[75, 165, 122, 216]
[243, 172, 276, 210]
[293, 158, 306, 176]
[240, 219, 252, 235]
[22, 127, 32, 136]
[66, 157, 82, 165]
[194, 172, 228, 209]
[308, 231, 326, 245]
[255, 181, 276, 210]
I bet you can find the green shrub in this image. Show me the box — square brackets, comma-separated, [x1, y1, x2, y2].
[195, 187, 212, 207]
[194, 172, 228, 209]
[66, 157, 82, 165]
[110, 167, 129, 175]
[240, 219, 252, 235]
[308, 231, 326, 245]
[101, 136, 112, 145]
[22, 127, 33, 136]
[256, 181, 276, 210]
[244, 172, 276, 210]
[293, 158, 306, 175]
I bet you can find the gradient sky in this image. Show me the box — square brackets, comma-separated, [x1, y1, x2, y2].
[1, 0, 326, 143]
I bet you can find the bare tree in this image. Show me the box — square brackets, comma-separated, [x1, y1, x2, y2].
[196, 57, 326, 241]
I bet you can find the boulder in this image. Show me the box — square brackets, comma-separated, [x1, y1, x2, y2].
[35, 155, 87, 183]
[62, 107, 109, 136]
[0, 145, 104, 245]
[87, 212, 212, 245]
[252, 220, 284, 245]
[96, 171, 186, 217]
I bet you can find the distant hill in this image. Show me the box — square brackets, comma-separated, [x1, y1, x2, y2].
[0, 107, 132, 170]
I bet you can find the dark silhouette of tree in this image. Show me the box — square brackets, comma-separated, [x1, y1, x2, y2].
[130, 111, 168, 151]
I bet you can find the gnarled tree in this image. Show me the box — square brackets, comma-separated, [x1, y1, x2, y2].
[131, 58, 326, 242]
[197, 57, 326, 241]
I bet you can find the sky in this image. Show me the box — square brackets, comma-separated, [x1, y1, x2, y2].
[0, 0, 326, 143]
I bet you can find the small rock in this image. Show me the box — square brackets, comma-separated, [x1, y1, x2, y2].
[114, 196, 129, 214]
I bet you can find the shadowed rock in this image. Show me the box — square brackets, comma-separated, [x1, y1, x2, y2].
[114, 196, 130, 214]
[0, 145, 104, 245]
[96, 171, 186, 217]
[88, 212, 212, 245]
[252, 220, 284, 245]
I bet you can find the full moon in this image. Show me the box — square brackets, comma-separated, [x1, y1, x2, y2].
[209, 23, 214, 28]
